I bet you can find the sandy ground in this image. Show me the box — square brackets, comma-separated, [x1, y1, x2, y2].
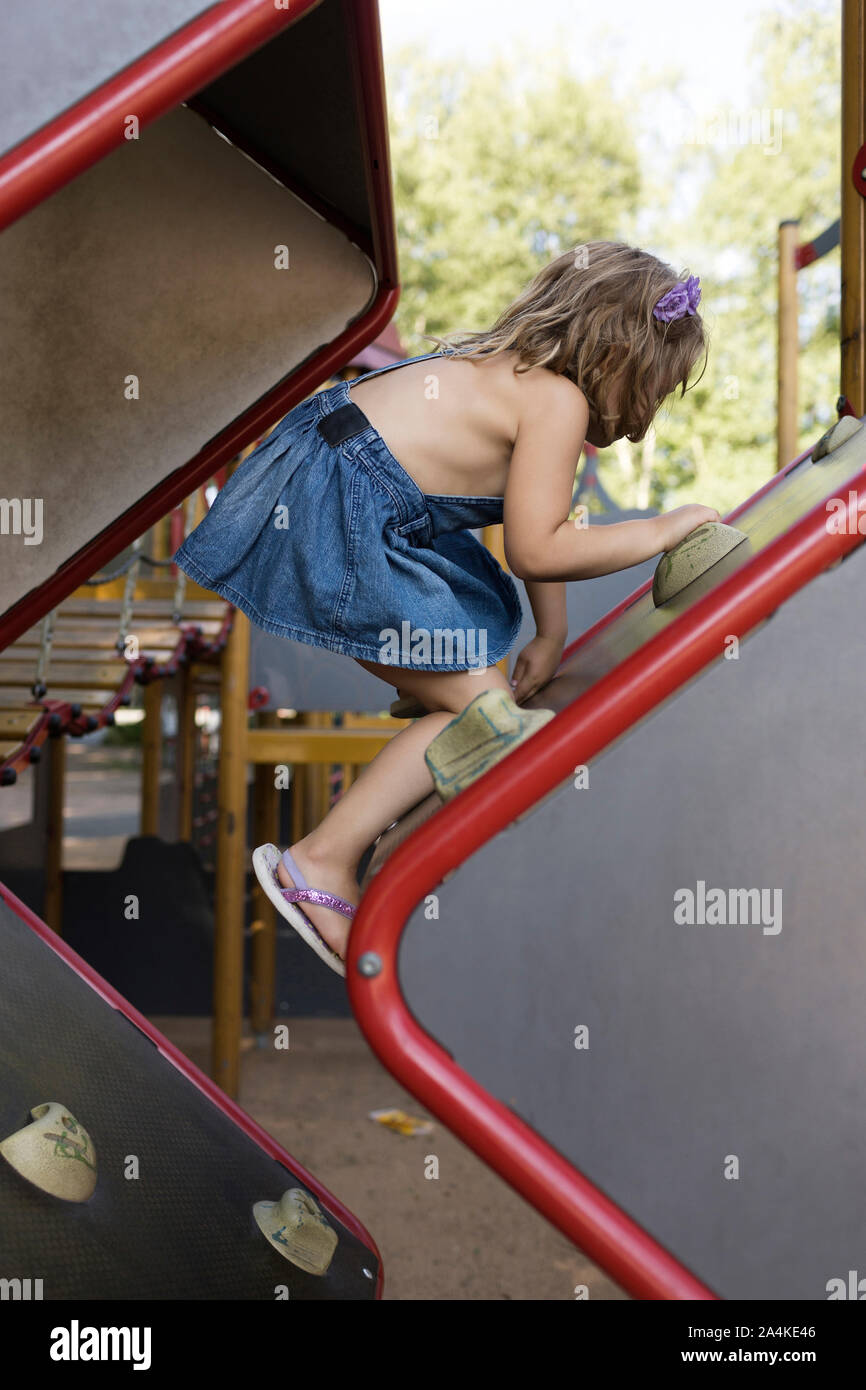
[153, 1014, 628, 1301]
[1, 741, 629, 1301]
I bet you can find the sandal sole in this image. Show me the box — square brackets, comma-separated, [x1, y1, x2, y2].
[252, 843, 348, 978]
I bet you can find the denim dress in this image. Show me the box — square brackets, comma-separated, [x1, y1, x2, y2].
[172, 351, 523, 673]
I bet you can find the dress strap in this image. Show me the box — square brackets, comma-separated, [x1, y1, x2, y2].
[347, 350, 448, 389]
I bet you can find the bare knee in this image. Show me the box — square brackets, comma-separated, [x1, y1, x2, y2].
[408, 667, 510, 715]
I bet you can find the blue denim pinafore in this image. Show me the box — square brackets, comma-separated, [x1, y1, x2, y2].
[173, 352, 523, 672]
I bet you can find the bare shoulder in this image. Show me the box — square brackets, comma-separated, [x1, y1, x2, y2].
[513, 364, 589, 428]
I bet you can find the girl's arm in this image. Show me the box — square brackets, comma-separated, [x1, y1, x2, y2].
[524, 578, 567, 641]
[503, 373, 718, 582]
[509, 579, 568, 702]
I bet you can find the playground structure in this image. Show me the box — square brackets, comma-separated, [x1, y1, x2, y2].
[355, 411, 866, 1300]
[0, 879, 381, 1299]
[0, 453, 643, 1056]
[2, 0, 866, 1303]
[0, 0, 396, 1299]
[777, 215, 842, 470]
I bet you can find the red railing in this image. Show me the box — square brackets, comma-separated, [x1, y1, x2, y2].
[346, 451, 866, 1300]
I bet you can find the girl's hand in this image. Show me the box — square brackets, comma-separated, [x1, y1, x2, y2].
[510, 634, 565, 704]
[658, 504, 721, 553]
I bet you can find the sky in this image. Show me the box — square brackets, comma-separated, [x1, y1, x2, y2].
[378, 0, 768, 118]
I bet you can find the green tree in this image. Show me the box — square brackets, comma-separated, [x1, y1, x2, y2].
[384, 2, 842, 516]
[387, 46, 641, 349]
[609, 0, 841, 512]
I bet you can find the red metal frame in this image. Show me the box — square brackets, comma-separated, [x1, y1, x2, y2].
[0, 0, 320, 233]
[0, 0, 399, 653]
[346, 456, 866, 1301]
[0, 878, 384, 1298]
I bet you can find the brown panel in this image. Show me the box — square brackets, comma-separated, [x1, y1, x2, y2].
[0, 104, 375, 615]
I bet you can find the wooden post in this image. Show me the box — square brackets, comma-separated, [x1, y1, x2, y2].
[302, 712, 324, 833]
[140, 680, 162, 835]
[151, 516, 168, 562]
[483, 522, 510, 677]
[43, 737, 65, 933]
[314, 711, 330, 823]
[290, 758, 306, 844]
[177, 665, 197, 842]
[212, 611, 250, 1096]
[250, 714, 279, 1039]
[842, 0, 866, 415]
[777, 219, 800, 471]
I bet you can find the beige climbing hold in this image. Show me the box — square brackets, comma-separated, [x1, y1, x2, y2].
[253, 1188, 338, 1275]
[811, 414, 863, 461]
[652, 522, 748, 606]
[0, 1103, 97, 1202]
[425, 689, 555, 801]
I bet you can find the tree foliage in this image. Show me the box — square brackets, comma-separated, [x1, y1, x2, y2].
[385, 1, 841, 513]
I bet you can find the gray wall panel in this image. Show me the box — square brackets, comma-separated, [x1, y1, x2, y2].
[0, 2, 214, 153]
[399, 540, 866, 1299]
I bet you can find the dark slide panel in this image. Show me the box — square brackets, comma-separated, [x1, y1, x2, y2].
[0, 892, 378, 1299]
[397, 535, 866, 1300]
[196, 0, 371, 238]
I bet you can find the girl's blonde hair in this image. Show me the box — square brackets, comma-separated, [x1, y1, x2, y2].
[425, 241, 708, 444]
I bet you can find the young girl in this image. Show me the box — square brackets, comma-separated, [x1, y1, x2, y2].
[174, 241, 718, 975]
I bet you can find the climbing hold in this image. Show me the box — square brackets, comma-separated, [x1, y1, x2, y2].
[252, 1188, 338, 1275]
[0, 1103, 97, 1201]
[652, 522, 748, 606]
[425, 689, 555, 801]
[811, 414, 863, 461]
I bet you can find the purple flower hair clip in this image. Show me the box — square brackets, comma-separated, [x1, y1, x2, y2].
[653, 275, 701, 323]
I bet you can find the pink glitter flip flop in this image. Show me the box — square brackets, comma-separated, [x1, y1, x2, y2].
[251, 843, 354, 977]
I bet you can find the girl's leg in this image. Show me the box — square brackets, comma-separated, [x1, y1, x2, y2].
[276, 661, 511, 958]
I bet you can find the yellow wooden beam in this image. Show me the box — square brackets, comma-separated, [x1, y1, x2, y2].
[0, 661, 130, 689]
[777, 219, 800, 471]
[69, 578, 219, 603]
[140, 681, 163, 836]
[842, 0, 866, 415]
[483, 522, 511, 678]
[0, 711, 41, 737]
[212, 611, 250, 1097]
[250, 723, 280, 1037]
[177, 666, 197, 843]
[246, 727, 398, 764]
[44, 737, 65, 935]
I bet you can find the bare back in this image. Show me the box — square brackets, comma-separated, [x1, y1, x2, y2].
[347, 350, 539, 497]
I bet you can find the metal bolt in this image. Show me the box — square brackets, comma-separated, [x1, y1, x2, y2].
[357, 952, 382, 978]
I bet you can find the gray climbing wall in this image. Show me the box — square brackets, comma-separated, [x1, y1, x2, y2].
[0, 1, 214, 155]
[397, 520, 866, 1300]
